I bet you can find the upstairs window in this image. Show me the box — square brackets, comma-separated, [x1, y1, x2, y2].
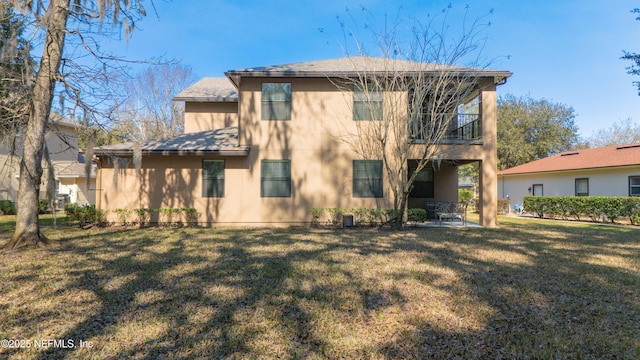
[203, 160, 225, 197]
[262, 83, 292, 120]
[353, 160, 383, 197]
[353, 84, 383, 120]
[575, 178, 589, 196]
[261, 160, 291, 197]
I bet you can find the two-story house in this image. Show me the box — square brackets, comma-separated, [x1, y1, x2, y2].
[93, 57, 511, 226]
[0, 115, 96, 206]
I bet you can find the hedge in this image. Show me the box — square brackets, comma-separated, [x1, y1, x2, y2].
[113, 207, 199, 227]
[64, 204, 108, 227]
[0, 200, 16, 215]
[309, 207, 427, 228]
[523, 196, 640, 225]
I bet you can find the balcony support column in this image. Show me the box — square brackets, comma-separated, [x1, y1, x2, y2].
[479, 80, 497, 227]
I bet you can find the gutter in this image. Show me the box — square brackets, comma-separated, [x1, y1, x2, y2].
[93, 148, 250, 157]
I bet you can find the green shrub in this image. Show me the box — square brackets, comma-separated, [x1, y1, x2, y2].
[114, 208, 132, 226]
[326, 208, 344, 227]
[133, 208, 152, 227]
[309, 208, 324, 227]
[182, 208, 198, 227]
[458, 189, 473, 204]
[523, 196, 640, 224]
[382, 208, 400, 226]
[366, 208, 383, 226]
[159, 208, 181, 226]
[38, 199, 49, 214]
[350, 208, 368, 226]
[65, 204, 107, 227]
[0, 200, 16, 215]
[407, 208, 427, 222]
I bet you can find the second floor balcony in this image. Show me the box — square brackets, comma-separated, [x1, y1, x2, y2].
[409, 113, 481, 144]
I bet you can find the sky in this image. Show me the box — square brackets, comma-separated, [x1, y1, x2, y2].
[102, 0, 640, 139]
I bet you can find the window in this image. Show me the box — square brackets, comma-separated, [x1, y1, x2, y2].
[261, 160, 291, 197]
[262, 83, 291, 120]
[575, 178, 589, 196]
[532, 184, 543, 196]
[409, 167, 434, 198]
[353, 84, 383, 120]
[202, 160, 224, 197]
[630, 176, 640, 196]
[353, 160, 383, 197]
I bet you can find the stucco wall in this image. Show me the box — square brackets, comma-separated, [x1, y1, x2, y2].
[184, 102, 238, 133]
[98, 76, 499, 226]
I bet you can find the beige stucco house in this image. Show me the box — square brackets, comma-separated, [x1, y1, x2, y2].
[94, 57, 511, 226]
[0, 115, 96, 207]
[498, 143, 640, 207]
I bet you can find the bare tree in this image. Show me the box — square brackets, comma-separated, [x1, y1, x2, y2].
[332, 6, 494, 228]
[4, 0, 148, 250]
[587, 118, 640, 148]
[115, 63, 196, 141]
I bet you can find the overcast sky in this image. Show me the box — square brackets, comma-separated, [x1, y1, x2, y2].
[102, 0, 640, 139]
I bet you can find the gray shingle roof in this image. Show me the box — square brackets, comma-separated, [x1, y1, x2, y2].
[93, 127, 249, 156]
[226, 56, 512, 79]
[54, 161, 97, 178]
[173, 77, 238, 102]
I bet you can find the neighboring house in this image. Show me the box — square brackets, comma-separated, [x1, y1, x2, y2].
[94, 57, 511, 226]
[498, 143, 640, 207]
[0, 115, 96, 207]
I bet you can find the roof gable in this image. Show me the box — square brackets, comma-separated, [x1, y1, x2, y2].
[498, 143, 640, 175]
[173, 77, 238, 102]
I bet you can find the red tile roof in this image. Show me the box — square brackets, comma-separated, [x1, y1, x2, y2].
[498, 143, 640, 175]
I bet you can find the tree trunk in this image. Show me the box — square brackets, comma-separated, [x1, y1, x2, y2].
[4, 0, 69, 250]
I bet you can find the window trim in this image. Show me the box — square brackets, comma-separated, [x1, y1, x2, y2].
[261, 159, 292, 198]
[261, 82, 292, 121]
[532, 184, 543, 196]
[575, 178, 589, 197]
[630, 175, 640, 197]
[353, 83, 383, 121]
[353, 160, 383, 198]
[202, 159, 225, 198]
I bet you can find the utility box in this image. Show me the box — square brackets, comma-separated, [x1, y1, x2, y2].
[343, 214, 354, 228]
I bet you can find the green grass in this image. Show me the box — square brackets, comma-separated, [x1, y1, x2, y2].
[1, 215, 639, 359]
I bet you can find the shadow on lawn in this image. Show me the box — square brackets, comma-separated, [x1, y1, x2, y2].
[378, 222, 640, 358]
[4, 221, 637, 359]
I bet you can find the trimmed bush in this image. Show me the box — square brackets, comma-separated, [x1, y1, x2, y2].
[523, 196, 640, 224]
[133, 208, 152, 227]
[65, 204, 107, 227]
[0, 200, 16, 215]
[115, 208, 132, 226]
[407, 208, 427, 222]
[159, 208, 181, 227]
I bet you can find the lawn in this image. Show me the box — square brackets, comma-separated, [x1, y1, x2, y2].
[1, 215, 639, 359]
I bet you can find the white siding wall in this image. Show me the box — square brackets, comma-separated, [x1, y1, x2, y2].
[498, 166, 640, 208]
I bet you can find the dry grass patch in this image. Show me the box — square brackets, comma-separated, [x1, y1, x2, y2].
[0, 215, 639, 358]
